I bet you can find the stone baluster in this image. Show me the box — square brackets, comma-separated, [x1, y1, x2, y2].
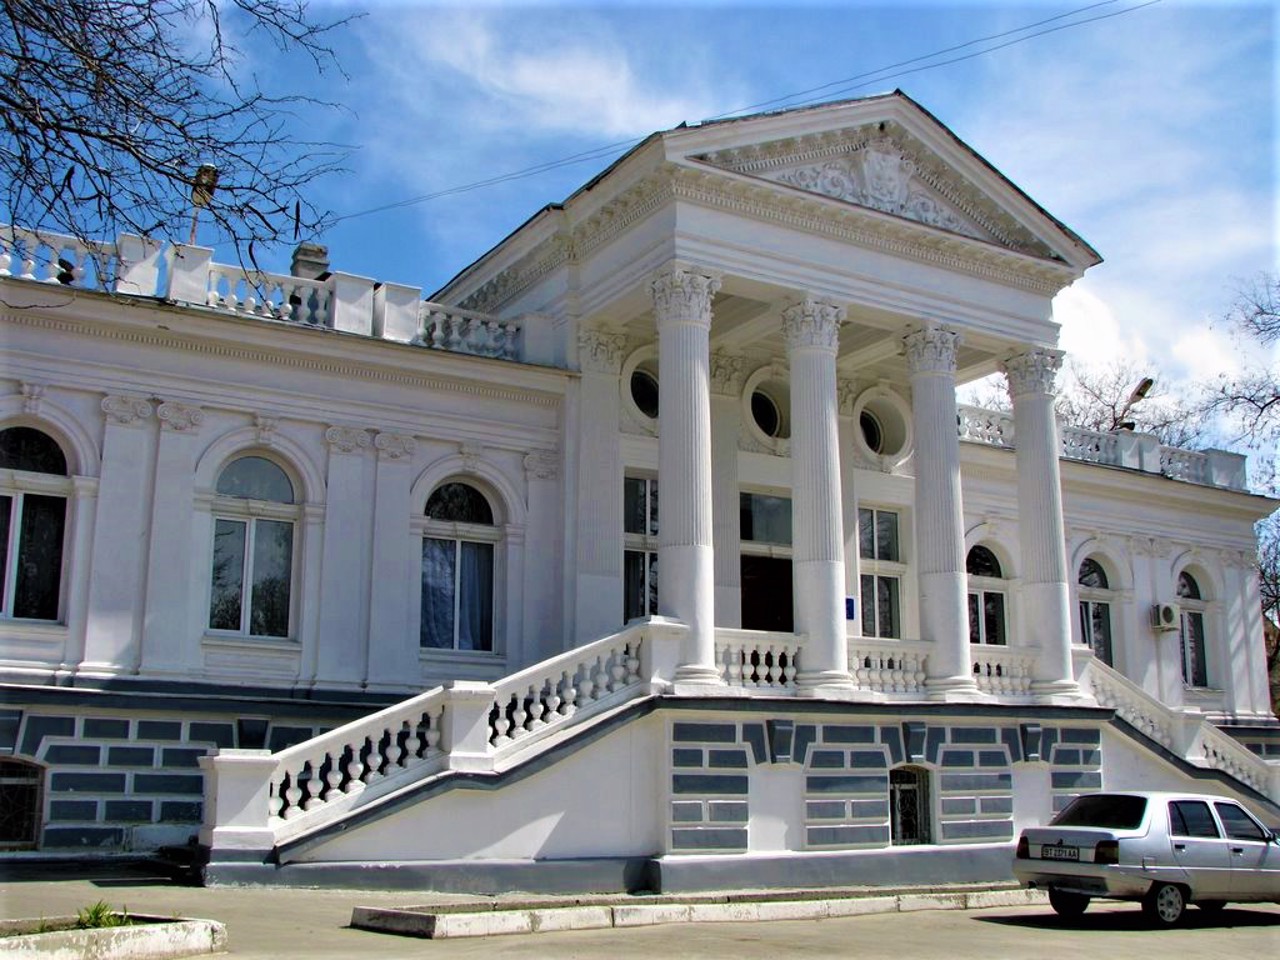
[1003, 349, 1081, 700]
[904, 326, 982, 700]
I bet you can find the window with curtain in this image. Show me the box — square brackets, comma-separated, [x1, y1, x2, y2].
[1176, 571, 1209, 688]
[421, 482, 497, 652]
[1077, 557, 1114, 666]
[208, 456, 297, 639]
[0, 427, 70, 622]
[623, 476, 659, 623]
[858, 506, 902, 639]
[966, 545, 1006, 645]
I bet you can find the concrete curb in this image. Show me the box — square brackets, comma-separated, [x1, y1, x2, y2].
[0, 915, 226, 959]
[350, 887, 1049, 940]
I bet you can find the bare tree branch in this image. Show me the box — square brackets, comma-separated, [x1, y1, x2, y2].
[0, 0, 353, 257]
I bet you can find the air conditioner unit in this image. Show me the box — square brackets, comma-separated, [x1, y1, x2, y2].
[1150, 603, 1180, 631]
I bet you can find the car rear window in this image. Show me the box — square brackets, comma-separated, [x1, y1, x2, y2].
[1051, 794, 1147, 829]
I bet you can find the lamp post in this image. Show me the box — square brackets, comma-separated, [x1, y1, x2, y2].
[188, 164, 219, 245]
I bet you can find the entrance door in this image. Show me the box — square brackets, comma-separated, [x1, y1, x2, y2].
[740, 556, 792, 632]
[890, 766, 931, 845]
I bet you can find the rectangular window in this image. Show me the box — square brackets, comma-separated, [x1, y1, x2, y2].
[0, 495, 11, 610]
[969, 590, 1006, 645]
[421, 537, 493, 652]
[623, 476, 659, 623]
[209, 517, 293, 638]
[1181, 610, 1208, 687]
[624, 549, 658, 622]
[8, 494, 66, 621]
[249, 519, 293, 638]
[740, 493, 792, 545]
[861, 574, 900, 639]
[209, 519, 247, 632]
[858, 507, 902, 639]
[1079, 600, 1113, 666]
[859, 507, 899, 562]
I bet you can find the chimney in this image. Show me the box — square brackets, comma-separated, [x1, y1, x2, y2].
[290, 242, 330, 280]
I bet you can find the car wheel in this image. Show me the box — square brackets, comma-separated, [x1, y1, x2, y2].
[1197, 900, 1226, 915]
[1142, 883, 1187, 926]
[1048, 889, 1090, 918]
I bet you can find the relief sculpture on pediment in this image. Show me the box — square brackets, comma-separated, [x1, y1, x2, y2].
[772, 139, 978, 240]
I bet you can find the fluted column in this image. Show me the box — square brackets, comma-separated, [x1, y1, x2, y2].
[784, 298, 854, 693]
[1003, 349, 1080, 699]
[652, 264, 722, 685]
[904, 326, 980, 699]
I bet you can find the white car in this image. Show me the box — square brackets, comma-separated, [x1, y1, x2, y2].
[1013, 791, 1280, 925]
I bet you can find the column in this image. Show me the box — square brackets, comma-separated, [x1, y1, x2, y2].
[836, 379, 861, 638]
[80, 395, 154, 676]
[784, 298, 854, 692]
[904, 326, 981, 699]
[710, 352, 745, 628]
[572, 327, 627, 645]
[651, 264, 722, 685]
[523, 450, 562, 664]
[365, 432, 420, 692]
[1003, 349, 1080, 699]
[313, 426, 372, 690]
[140, 402, 204, 678]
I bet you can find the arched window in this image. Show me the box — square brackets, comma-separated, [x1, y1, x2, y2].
[966, 545, 1006, 645]
[0, 758, 43, 849]
[1176, 571, 1209, 688]
[0, 427, 70, 622]
[889, 766, 932, 845]
[421, 482, 498, 652]
[208, 456, 297, 639]
[1077, 557, 1113, 667]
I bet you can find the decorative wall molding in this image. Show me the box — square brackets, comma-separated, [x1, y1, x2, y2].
[255, 415, 280, 447]
[459, 441, 485, 473]
[710, 351, 747, 397]
[325, 426, 372, 454]
[374, 432, 417, 462]
[836, 378, 860, 416]
[157, 401, 204, 433]
[577, 327, 629, 374]
[20, 382, 44, 414]
[101, 394, 153, 427]
[523, 450, 559, 481]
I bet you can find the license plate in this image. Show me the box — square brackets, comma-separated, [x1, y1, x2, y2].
[1041, 844, 1079, 861]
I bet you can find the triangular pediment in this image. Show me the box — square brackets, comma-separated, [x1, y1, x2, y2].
[689, 119, 1060, 261]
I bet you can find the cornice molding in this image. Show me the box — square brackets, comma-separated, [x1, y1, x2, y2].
[1, 310, 562, 409]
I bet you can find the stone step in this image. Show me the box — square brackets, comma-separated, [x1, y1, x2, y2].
[350, 883, 1048, 939]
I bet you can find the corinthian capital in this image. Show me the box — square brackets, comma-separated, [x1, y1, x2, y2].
[903, 325, 960, 376]
[650, 264, 721, 331]
[1002, 349, 1063, 399]
[782, 297, 844, 353]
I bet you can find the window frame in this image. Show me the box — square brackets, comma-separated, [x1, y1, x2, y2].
[965, 545, 1007, 647]
[858, 506, 904, 640]
[417, 482, 502, 653]
[1076, 557, 1114, 666]
[206, 454, 300, 642]
[1176, 571, 1210, 689]
[0, 428, 73, 624]
[623, 475, 659, 622]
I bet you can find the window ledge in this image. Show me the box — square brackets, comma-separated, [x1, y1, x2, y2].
[0, 620, 68, 643]
[201, 634, 300, 653]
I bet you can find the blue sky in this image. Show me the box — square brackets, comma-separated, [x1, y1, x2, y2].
[247, 0, 1274, 392]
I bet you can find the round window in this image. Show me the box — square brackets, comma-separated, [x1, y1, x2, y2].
[751, 391, 781, 438]
[630, 370, 659, 420]
[860, 411, 883, 453]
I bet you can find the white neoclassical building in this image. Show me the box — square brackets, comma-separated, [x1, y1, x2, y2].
[0, 92, 1275, 890]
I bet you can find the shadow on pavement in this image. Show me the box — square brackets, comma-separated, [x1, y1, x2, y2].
[978, 905, 1280, 932]
[0, 858, 189, 887]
